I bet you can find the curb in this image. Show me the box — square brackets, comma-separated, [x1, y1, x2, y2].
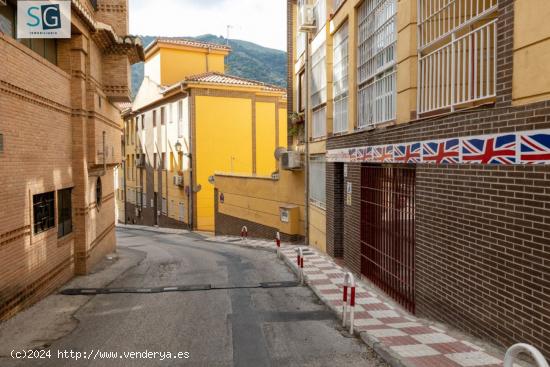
[280, 248, 412, 367]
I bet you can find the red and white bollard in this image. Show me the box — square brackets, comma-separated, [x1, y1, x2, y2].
[504, 344, 549, 367]
[275, 232, 281, 257]
[297, 247, 305, 284]
[342, 272, 356, 335]
[241, 226, 248, 242]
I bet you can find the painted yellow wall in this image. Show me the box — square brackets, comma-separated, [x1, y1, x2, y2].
[159, 48, 226, 86]
[195, 96, 253, 231]
[513, 0, 550, 105]
[396, 0, 418, 123]
[215, 169, 305, 236]
[278, 108, 287, 147]
[256, 102, 277, 176]
[309, 205, 326, 253]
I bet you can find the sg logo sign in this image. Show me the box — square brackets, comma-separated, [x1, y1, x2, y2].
[17, 1, 71, 38]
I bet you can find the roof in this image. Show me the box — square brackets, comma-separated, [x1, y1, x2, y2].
[179, 72, 286, 93]
[144, 38, 232, 54]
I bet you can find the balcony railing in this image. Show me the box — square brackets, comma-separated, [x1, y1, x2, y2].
[418, 19, 496, 114]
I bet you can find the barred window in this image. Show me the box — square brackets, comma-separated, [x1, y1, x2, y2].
[314, 0, 327, 33]
[333, 22, 349, 134]
[311, 43, 327, 108]
[312, 106, 327, 139]
[57, 188, 72, 238]
[309, 156, 326, 209]
[357, 0, 397, 128]
[33, 192, 55, 234]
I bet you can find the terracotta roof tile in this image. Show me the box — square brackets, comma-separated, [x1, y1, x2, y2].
[183, 72, 285, 92]
[145, 38, 231, 53]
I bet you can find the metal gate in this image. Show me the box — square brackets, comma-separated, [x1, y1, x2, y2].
[360, 164, 416, 313]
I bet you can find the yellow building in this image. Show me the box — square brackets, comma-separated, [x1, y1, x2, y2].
[120, 39, 287, 232]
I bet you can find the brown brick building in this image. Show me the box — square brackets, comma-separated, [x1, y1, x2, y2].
[290, 0, 550, 356]
[0, 0, 143, 320]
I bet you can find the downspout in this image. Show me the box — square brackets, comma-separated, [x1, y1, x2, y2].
[304, 34, 311, 246]
[182, 84, 194, 231]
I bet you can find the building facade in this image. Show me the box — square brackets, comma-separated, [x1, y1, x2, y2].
[290, 0, 550, 356]
[120, 39, 287, 232]
[0, 0, 143, 320]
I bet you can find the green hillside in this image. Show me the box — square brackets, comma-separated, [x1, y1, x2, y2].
[131, 35, 287, 97]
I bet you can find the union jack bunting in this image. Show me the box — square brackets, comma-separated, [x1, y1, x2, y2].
[422, 139, 460, 164]
[520, 130, 550, 164]
[395, 143, 421, 163]
[462, 134, 517, 164]
[373, 145, 393, 163]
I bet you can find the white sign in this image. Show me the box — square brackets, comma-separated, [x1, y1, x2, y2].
[17, 1, 71, 38]
[343, 164, 348, 178]
[280, 208, 289, 223]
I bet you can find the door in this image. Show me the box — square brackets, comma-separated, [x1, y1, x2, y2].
[360, 164, 416, 313]
[154, 192, 158, 226]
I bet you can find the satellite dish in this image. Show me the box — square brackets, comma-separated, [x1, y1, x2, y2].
[274, 147, 286, 161]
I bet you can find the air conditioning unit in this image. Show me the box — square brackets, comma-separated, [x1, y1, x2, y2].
[173, 175, 184, 187]
[299, 4, 316, 31]
[281, 151, 303, 170]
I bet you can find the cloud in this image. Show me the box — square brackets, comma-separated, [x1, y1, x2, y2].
[129, 0, 287, 51]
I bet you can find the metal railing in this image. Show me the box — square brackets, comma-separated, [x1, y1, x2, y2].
[418, 19, 496, 114]
[358, 71, 396, 129]
[418, 0, 498, 51]
[504, 344, 549, 367]
[312, 106, 327, 139]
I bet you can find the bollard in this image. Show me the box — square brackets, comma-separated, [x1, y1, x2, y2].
[275, 232, 281, 258]
[504, 344, 549, 367]
[241, 226, 248, 242]
[342, 272, 356, 335]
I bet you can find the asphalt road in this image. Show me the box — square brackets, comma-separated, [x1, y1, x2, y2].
[8, 228, 388, 367]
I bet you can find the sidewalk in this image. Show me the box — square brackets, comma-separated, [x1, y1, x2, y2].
[207, 235, 527, 367]
[116, 223, 190, 235]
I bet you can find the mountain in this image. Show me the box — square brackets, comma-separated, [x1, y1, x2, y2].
[131, 35, 287, 97]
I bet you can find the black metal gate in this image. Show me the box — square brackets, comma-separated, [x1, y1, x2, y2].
[360, 164, 416, 313]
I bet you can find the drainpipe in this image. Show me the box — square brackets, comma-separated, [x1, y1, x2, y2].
[182, 85, 194, 231]
[304, 34, 311, 246]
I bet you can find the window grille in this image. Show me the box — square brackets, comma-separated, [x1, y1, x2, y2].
[333, 22, 349, 134]
[311, 44, 327, 108]
[357, 0, 397, 128]
[309, 156, 326, 209]
[312, 106, 327, 139]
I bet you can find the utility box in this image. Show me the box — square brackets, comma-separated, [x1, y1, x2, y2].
[279, 205, 300, 235]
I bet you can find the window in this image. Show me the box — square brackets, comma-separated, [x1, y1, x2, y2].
[153, 110, 157, 127]
[153, 153, 158, 169]
[314, 0, 327, 33]
[417, 0, 497, 114]
[296, 0, 307, 57]
[161, 152, 166, 170]
[162, 197, 167, 215]
[0, 133, 3, 153]
[96, 177, 102, 210]
[311, 43, 327, 108]
[57, 188, 72, 238]
[0, 3, 57, 65]
[333, 22, 349, 134]
[312, 106, 327, 139]
[161, 107, 166, 125]
[177, 100, 184, 138]
[357, 0, 397, 128]
[309, 156, 326, 209]
[298, 71, 306, 112]
[0, 2, 16, 37]
[141, 115, 144, 129]
[33, 192, 55, 234]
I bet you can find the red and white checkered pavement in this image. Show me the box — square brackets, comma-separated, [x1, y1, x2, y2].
[206, 235, 522, 367]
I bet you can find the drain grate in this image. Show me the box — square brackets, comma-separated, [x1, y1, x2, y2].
[60, 281, 299, 296]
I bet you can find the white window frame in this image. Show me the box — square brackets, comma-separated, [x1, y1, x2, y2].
[417, 0, 498, 115]
[296, 0, 307, 58]
[311, 43, 327, 108]
[357, 0, 397, 129]
[309, 156, 326, 209]
[312, 106, 327, 139]
[333, 22, 349, 134]
[314, 0, 327, 33]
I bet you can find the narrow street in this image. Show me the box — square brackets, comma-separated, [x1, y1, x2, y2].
[5, 228, 387, 367]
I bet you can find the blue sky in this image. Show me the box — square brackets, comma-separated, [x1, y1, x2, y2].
[129, 0, 287, 51]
